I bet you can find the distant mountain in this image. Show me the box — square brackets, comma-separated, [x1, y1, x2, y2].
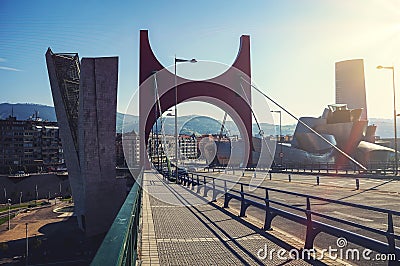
[0, 103, 57, 121]
[369, 118, 398, 139]
[0, 103, 397, 138]
[0, 103, 139, 132]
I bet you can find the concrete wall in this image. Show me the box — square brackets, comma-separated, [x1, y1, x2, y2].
[79, 57, 125, 236]
[45, 50, 85, 229]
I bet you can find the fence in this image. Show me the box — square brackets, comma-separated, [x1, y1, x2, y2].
[174, 171, 400, 265]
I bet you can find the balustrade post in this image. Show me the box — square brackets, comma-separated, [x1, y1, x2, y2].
[239, 184, 246, 217]
[263, 189, 272, 230]
[223, 180, 229, 208]
[203, 176, 207, 197]
[212, 178, 216, 202]
[387, 213, 396, 263]
[304, 197, 315, 249]
[196, 175, 200, 193]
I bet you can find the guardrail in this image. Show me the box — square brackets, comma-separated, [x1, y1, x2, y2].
[172, 171, 400, 265]
[91, 173, 143, 266]
[201, 162, 399, 176]
[273, 161, 398, 175]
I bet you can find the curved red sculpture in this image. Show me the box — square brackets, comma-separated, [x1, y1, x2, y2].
[139, 30, 253, 167]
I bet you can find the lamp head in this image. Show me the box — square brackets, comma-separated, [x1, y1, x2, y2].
[190, 59, 197, 63]
[377, 65, 394, 70]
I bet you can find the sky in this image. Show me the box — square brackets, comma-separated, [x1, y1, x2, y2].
[1, 0, 400, 125]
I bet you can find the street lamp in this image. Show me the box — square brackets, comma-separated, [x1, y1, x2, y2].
[160, 110, 174, 174]
[35, 184, 38, 203]
[377, 65, 397, 175]
[174, 56, 197, 182]
[271, 110, 283, 166]
[26, 223, 29, 261]
[7, 198, 11, 230]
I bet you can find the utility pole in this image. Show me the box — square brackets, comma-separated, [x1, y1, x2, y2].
[26, 223, 29, 264]
[7, 199, 11, 230]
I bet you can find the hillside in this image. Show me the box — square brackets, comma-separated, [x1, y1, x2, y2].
[0, 103, 397, 138]
[0, 103, 57, 121]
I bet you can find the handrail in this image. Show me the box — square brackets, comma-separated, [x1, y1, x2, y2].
[274, 161, 398, 174]
[91, 173, 143, 266]
[174, 171, 400, 262]
[198, 172, 400, 216]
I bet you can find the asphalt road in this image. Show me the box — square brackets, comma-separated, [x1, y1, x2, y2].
[192, 171, 400, 266]
[0, 200, 103, 265]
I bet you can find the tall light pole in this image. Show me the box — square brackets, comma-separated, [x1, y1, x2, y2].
[35, 185, 38, 203]
[26, 222, 29, 261]
[377, 65, 397, 175]
[7, 198, 11, 230]
[174, 56, 197, 182]
[271, 111, 283, 166]
[20, 192, 22, 206]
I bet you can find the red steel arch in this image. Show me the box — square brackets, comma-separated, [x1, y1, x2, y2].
[139, 30, 253, 167]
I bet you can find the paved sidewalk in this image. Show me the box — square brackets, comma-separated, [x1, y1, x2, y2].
[139, 171, 313, 266]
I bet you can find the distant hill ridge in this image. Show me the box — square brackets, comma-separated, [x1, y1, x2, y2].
[0, 103, 397, 138]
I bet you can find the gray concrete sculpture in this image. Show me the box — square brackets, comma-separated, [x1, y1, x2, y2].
[45, 48, 125, 236]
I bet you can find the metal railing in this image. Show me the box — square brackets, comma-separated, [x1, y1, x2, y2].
[274, 162, 399, 175]
[91, 173, 143, 266]
[174, 171, 400, 265]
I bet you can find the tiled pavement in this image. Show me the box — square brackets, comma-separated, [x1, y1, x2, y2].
[139, 171, 314, 266]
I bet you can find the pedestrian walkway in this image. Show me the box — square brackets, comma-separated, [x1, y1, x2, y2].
[139, 171, 313, 265]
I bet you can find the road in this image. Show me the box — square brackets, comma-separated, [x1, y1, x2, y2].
[0, 200, 102, 265]
[189, 171, 400, 265]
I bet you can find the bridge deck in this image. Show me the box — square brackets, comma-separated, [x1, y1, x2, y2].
[140, 171, 312, 265]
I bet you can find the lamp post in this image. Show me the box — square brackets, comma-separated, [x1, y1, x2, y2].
[271, 110, 283, 166]
[152, 71, 161, 171]
[26, 223, 29, 261]
[20, 192, 22, 206]
[174, 56, 197, 182]
[161, 110, 173, 174]
[35, 184, 38, 203]
[377, 65, 397, 175]
[7, 198, 11, 230]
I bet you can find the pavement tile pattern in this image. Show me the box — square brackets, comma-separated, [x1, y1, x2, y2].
[139, 171, 312, 265]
